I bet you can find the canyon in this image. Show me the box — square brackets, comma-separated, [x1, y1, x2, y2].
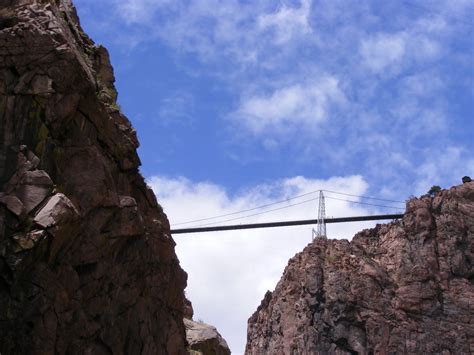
[1, 1, 472, 355]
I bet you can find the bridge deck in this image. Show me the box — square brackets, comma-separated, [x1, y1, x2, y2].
[170, 213, 404, 234]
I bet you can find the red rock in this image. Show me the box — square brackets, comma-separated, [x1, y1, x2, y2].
[14, 170, 53, 213]
[0, 194, 23, 216]
[0, 1, 195, 354]
[246, 182, 474, 355]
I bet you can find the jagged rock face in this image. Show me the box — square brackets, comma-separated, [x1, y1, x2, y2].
[246, 183, 474, 354]
[0, 1, 188, 354]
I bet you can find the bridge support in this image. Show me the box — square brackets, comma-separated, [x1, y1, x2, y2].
[313, 191, 327, 239]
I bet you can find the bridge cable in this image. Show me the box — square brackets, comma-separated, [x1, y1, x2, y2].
[191, 196, 320, 228]
[176, 196, 405, 229]
[172, 189, 406, 226]
[324, 196, 405, 210]
[172, 189, 323, 226]
[323, 190, 405, 204]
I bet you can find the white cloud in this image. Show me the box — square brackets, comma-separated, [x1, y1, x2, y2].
[389, 71, 447, 136]
[414, 16, 448, 34]
[102, 0, 317, 66]
[233, 76, 344, 135]
[360, 30, 442, 75]
[157, 1, 250, 61]
[399, 72, 443, 96]
[257, 0, 312, 44]
[149, 174, 395, 354]
[360, 33, 406, 73]
[116, 0, 173, 24]
[412, 36, 442, 62]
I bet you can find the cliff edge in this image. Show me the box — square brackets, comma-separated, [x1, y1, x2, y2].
[246, 182, 474, 354]
[0, 1, 188, 353]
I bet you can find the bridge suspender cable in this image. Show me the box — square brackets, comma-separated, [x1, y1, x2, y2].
[170, 213, 404, 234]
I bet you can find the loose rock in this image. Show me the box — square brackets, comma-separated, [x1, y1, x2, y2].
[33, 193, 78, 229]
[185, 318, 231, 355]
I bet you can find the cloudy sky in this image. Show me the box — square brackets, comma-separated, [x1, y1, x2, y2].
[74, 0, 473, 353]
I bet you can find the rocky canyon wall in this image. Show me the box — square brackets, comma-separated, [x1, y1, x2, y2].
[246, 182, 474, 354]
[0, 1, 189, 353]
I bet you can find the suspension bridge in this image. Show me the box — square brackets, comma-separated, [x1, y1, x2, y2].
[170, 189, 406, 236]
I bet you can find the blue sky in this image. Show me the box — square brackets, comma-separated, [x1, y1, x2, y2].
[75, 0, 473, 353]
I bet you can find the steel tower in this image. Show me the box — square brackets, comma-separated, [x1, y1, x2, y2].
[313, 190, 327, 239]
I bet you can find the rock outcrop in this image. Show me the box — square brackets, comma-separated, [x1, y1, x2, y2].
[246, 183, 474, 354]
[183, 298, 231, 355]
[184, 318, 231, 355]
[0, 1, 189, 353]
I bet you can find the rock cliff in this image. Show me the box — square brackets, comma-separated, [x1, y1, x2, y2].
[246, 182, 474, 354]
[0, 1, 189, 353]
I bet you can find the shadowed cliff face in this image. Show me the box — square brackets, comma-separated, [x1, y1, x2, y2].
[0, 1, 188, 353]
[246, 182, 474, 354]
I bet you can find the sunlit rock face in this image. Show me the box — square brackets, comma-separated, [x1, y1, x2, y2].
[183, 298, 231, 355]
[246, 182, 474, 355]
[0, 1, 189, 353]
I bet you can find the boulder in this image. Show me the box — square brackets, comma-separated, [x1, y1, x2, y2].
[34, 193, 79, 230]
[184, 318, 231, 355]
